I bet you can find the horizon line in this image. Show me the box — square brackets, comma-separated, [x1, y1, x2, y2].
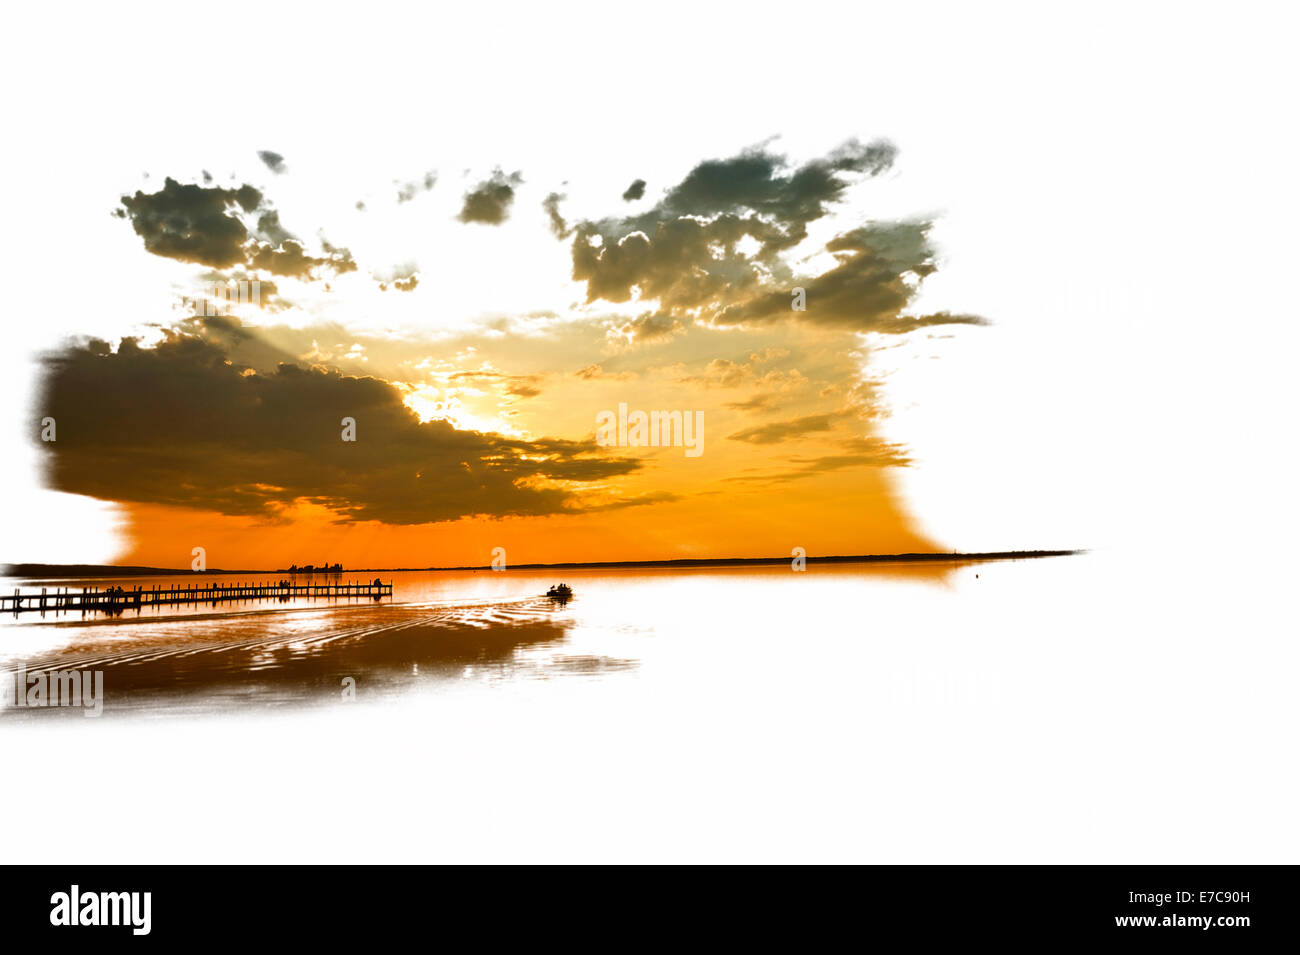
[2, 549, 1084, 579]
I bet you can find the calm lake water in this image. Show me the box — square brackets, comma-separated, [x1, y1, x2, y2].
[3, 551, 1296, 862]
[0, 561, 982, 717]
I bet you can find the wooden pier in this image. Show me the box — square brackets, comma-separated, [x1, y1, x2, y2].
[1, 579, 393, 616]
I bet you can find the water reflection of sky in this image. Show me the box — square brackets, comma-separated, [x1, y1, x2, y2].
[0, 561, 985, 718]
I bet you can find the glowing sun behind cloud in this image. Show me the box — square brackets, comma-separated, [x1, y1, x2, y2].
[33, 136, 987, 569]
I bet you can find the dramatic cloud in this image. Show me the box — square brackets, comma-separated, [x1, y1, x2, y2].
[458, 169, 523, 225]
[37, 326, 639, 525]
[255, 210, 294, 246]
[716, 222, 989, 331]
[118, 178, 261, 270]
[118, 178, 356, 279]
[257, 150, 287, 174]
[566, 139, 986, 335]
[68, 135, 986, 565]
[247, 239, 356, 279]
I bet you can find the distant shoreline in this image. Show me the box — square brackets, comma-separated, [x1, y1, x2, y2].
[2, 550, 1081, 579]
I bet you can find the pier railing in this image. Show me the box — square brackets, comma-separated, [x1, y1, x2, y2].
[1, 579, 394, 616]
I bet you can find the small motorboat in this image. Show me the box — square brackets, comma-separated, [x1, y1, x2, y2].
[545, 583, 573, 600]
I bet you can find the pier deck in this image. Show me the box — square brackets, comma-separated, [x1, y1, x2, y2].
[1, 580, 394, 615]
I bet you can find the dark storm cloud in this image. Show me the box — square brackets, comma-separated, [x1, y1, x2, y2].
[119, 178, 261, 269]
[257, 150, 287, 174]
[569, 139, 895, 312]
[567, 140, 987, 335]
[37, 328, 639, 525]
[716, 222, 989, 332]
[247, 239, 356, 279]
[622, 178, 646, 201]
[458, 169, 523, 225]
[118, 178, 356, 279]
[255, 210, 294, 246]
[662, 138, 892, 223]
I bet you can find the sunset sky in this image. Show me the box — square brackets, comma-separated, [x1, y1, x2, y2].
[3, 2, 1289, 573]
[31, 136, 989, 569]
[3, 0, 1296, 874]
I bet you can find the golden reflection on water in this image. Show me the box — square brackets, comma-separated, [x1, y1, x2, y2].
[0, 560, 983, 717]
